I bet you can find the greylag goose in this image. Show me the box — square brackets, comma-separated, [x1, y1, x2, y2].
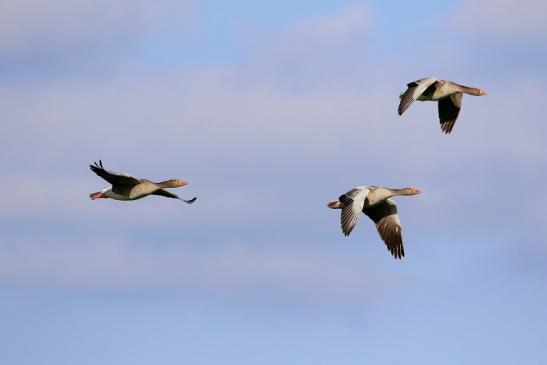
[398, 77, 486, 134]
[328, 186, 420, 259]
[89, 160, 197, 203]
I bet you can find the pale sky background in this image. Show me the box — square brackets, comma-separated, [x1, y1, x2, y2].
[1, 0, 547, 364]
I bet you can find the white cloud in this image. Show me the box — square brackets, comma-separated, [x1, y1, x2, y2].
[282, 4, 371, 45]
[452, 0, 547, 39]
[0, 239, 405, 304]
[1, 2, 546, 284]
[233, 3, 374, 87]
[0, 0, 196, 55]
[1, 65, 545, 236]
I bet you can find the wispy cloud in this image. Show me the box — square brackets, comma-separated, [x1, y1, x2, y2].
[452, 0, 547, 39]
[280, 4, 371, 46]
[1, 46, 545, 237]
[0, 239, 405, 305]
[1, 3, 547, 364]
[1, 2, 546, 302]
[235, 4, 374, 87]
[0, 0, 196, 56]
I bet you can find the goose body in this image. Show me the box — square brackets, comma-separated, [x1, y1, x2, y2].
[89, 160, 196, 204]
[398, 77, 486, 134]
[328, 186, 420, 259]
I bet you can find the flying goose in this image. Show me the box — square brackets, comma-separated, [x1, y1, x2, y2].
[89, 160, 197, 203]
[328, 186, 420, 259]
[398, 77, 486, 134]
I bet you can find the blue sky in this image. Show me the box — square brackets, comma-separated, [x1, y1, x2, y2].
[1, 1, 547, 364]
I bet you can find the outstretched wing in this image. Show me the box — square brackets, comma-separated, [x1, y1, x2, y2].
[438, 93, 462, 134]
[152, 189, 197, 204]
[89, 160, 140, 187]
[363, 199, 404, 259]
[339, 187, 370, 236]
[398, 77, 438, 115]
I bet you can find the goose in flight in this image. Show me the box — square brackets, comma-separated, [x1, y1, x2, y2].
[328, 186, 420, 259]
[398, 77, 486, 134]
[89, 160, 197, 204]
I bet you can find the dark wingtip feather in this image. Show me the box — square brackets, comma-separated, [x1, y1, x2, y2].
[391, 246, 404, 260]
[440, 120, 455, 134]
[397, 87, 417, 115]
[90, 161, 99, 172]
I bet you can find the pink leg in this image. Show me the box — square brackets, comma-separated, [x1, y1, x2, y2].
[328, 201, 344, 209]
[90, 191, 106, 200]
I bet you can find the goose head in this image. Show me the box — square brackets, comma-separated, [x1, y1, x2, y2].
[164, 179, 188, 188]
[406, 187, 421, 195]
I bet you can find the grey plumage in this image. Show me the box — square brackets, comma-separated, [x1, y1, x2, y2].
[398, 77, 486, 134]
[329, 186, 420, 259]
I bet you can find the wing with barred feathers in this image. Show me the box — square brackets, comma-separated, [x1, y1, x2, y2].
[438, 93, 462, 134]
[89, 160, 140, 187]
[363, 199, 405, 259]
[398, 77, 438, 115]
[338, 187, 370, 236]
